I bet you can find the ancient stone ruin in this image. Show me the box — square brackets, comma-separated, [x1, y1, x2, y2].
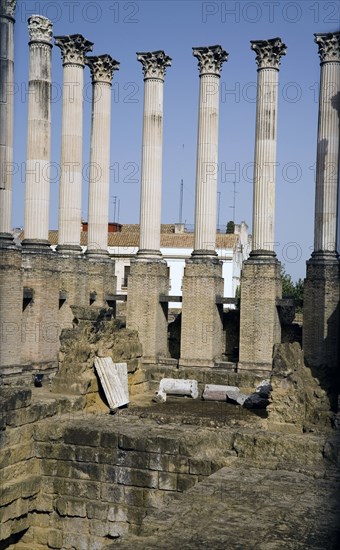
[0, 1, 339, 548]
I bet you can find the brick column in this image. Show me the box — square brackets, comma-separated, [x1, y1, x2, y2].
[180, 45, 227, 368]
[22, 15, 53, 250]
[127, 51, 172, 363]
[85, 55, 119, 256]
[55, 34, 93, 254]
[0, 0, 16, 247]
[239, 38, 286, 373]
[303, 32, 340, 373]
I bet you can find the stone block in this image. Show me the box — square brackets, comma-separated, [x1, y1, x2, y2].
[64, 425, 101, 447]
[116, 467, 158, 488]
[89, 519, 110, 537]
[107, 505, 128, 522]
[101, 483, 124, 504]
[149, 453, 169, 471]
[158, 471, 178, 491]
[74, 445, 99, 463]
[100, 431, 118, 449]
[47, 529, 63, 549]
[177, 474, 198, 492]
[168, 455, 189, 474]
[66, 497, 87, 518]
[123, 486, 144, 507]
[87, 501, 108, 520]
[116, 449, 150, 469]
[103, 465, 117, 483]
[189, 458, 211, 476]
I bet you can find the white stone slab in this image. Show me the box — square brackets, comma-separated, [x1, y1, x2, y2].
[158, 378, 199, 399]
[203, 384, 239, 401]
[94, 357, 129, 410]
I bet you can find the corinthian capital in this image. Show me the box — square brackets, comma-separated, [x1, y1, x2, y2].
[251, 37, 286, 70]
[192, 45, 228, 76]
[315, 32, 340, 64]
[85, 55, 119, 84]
[137, 50, 172, 81]
[0, 0, 16, 18]
[55, 34, 93, 67]
[28, 15, 53, 44]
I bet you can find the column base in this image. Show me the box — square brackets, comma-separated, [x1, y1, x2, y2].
[303, 255, 339, 371]
[56, 244, 83, 255]
[85, 249, 109, 259]
[127, 259, 169, 363]
[136, 249, 163, 260]
[21, 239, 52, 252]
[239, 256, 282, 371]
[180, 257, 224, 367]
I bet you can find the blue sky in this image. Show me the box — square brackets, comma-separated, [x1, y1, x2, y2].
[11, 0, 340, 280]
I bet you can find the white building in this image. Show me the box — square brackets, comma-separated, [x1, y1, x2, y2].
[108, 222, 250, 308]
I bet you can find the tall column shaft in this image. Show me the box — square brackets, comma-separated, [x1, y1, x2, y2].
[55, 35, 93, 253]
[193, 46, 227, 255]
[136, 51, 171, 258]
[251, 38, 286, 254]
[313, 33, 340, 255]
[0, 0, 16, 244]
[86, 55, 119, 255]
[139, 79, 163, 254]
[23, 15, 53, 247]
[193, 73, 220, 253]
[252, 69, 278, 252]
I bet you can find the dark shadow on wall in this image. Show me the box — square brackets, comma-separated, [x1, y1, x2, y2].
[0, 529, 28, 550]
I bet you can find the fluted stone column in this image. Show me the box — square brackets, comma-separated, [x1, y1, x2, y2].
[239, 38, 286, 373]
[0, 0, 16, 247]
[127, 51, 172, 364]
[22, 15, 53, 249]
[192, 45, 228, 256]
[85, 55, 119, 256]
[180, 46, 227, 368]
[136, 50, 171, 258]
[55, 34, 93, 254]
[303, 32, 340, 375]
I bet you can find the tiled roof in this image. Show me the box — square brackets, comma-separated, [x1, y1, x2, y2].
[17, 228, 239, 250]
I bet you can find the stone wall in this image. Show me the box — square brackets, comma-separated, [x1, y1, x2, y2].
[0, 248, 117, 385]
[0, 387, 84, 546]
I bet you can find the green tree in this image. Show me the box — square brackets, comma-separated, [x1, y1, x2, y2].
[226, 220, 235, 234]
[280, 266, 304, 312]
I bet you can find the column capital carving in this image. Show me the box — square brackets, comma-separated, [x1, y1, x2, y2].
[85, 55, 119, 84]
[192, 45, 228, 76]
[250, 37, 286, 70]
[28, 15, 53, 45]
[0, 0, 16, 18]
[55, 34, 93, 67]
[314, 32, 340, 63]
[136, 50, 172, 81]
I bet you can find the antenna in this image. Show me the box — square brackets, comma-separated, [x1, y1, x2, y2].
[111, 195, 117, 222]
[229, 181, 238, 222]
[179, 179, 184, 223]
